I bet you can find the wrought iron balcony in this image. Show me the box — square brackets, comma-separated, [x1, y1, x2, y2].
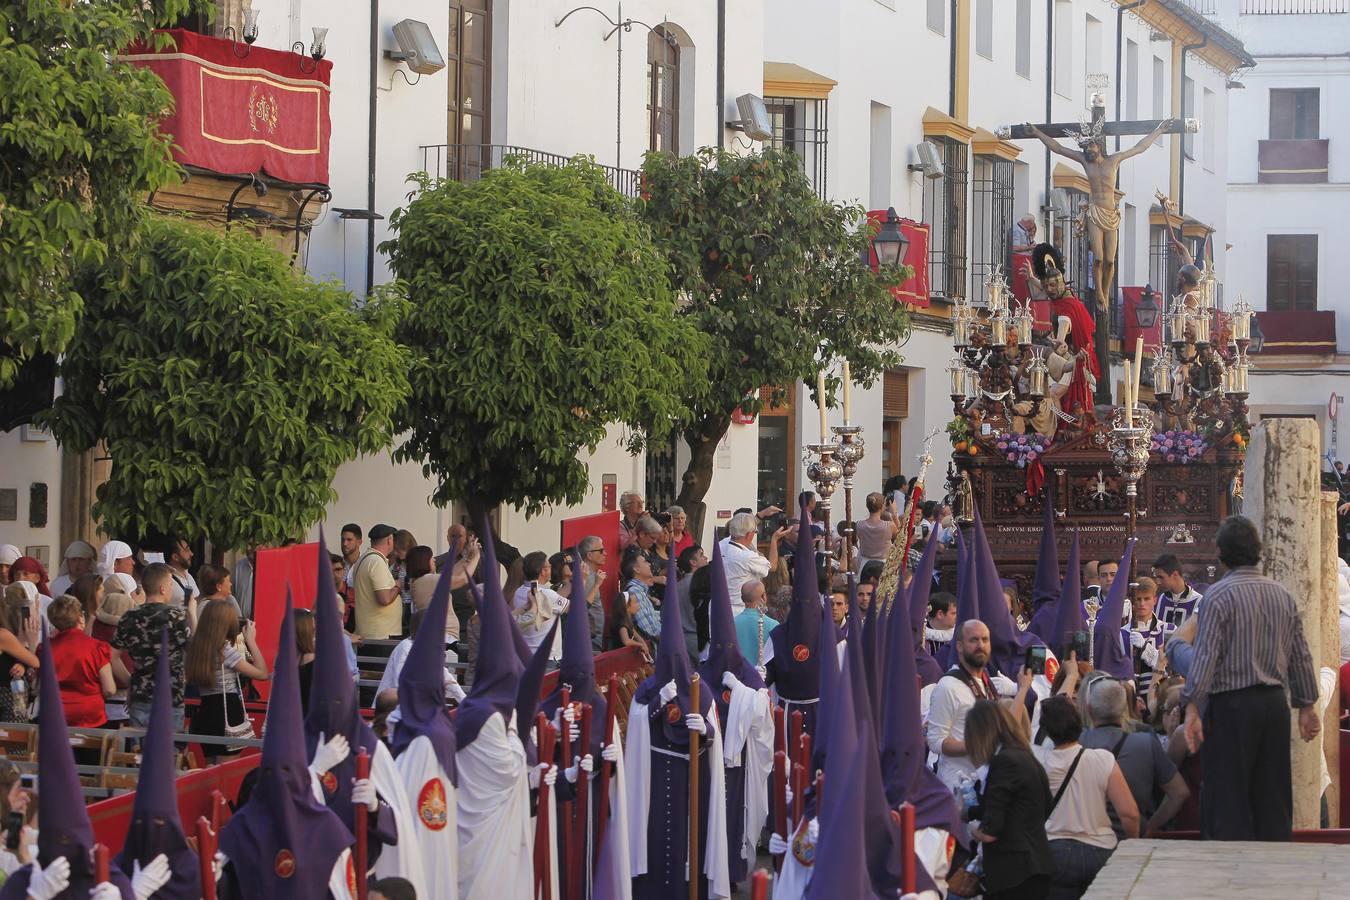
[417, 144, 641, 197]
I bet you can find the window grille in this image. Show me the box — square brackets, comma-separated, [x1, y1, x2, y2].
[764, 97, 829, 198]
[922, 137, 969, 300]
[971, 156, 1015, 303]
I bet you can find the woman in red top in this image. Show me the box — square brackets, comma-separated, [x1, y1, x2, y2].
[45, 595, 115, 730]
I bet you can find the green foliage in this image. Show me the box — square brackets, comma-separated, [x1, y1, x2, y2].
[0, 0, 199, 385]
[946, 416, 973, 447]
[49, 215, 409, 549]
[638, 147, 912, 498]
[383, 159, 708, 517]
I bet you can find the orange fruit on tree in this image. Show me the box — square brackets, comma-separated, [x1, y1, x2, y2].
[954, 440, 968, 452]
[968, 445, 979, 456]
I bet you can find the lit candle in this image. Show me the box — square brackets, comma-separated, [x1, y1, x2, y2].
[991, 314, 1007, 346]
[817, 370, 828, 442]
[1123, 360, 1133, 412]
[841, 361, 852, 424]
[1132, 337, 1144, 413]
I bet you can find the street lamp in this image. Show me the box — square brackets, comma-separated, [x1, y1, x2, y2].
[1249, 312, 1266, 355]
[1134, 284, 1160, 330]
[872, 207, 909, 268]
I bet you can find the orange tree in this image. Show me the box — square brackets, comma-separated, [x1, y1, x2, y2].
[639, 147, 912, 535]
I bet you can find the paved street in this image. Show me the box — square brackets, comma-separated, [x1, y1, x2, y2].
[1087, 839, 1350, 899]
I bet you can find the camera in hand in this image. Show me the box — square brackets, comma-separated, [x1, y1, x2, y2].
[1071, 630, 1091, 661]
[1024, 645, 1048, 675]
[4, 810, 23, 852]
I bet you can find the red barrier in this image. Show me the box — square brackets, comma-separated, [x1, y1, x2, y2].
[540, 646, 647, 697]
[559, 511, 620, 639]
[88, 754, 260, 851]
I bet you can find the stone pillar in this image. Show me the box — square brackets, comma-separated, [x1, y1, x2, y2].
[1244, 418, 1327, 830]
[1321, 490, 1341, 827]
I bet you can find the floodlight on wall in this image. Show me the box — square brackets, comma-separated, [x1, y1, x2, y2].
[908, 141, 944, 180]
[385, 19, 446, 76]
[728, 94, 774, 142]
[1049, 188, 1072, 218]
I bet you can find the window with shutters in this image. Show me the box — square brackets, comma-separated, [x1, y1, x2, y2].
[447, 1, 493, 180]
[1269, 89, 1319, 140]
[881, 370, 908, 485]
[756, 386, 795, 543]
[648, 27, 680, 153]
[1266, 235, 1317, 311]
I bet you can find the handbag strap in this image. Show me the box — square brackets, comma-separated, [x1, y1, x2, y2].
[1048, 747, 1087, 815]
[220, 657, 241, 727]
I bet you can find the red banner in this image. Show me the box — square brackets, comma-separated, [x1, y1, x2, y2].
[560, 511, 621, 640]
[866, 211, 930, 308]
[1121, 286, 1163, 354]
[252, 542, 321, 700]
[123, 29, 332, 184]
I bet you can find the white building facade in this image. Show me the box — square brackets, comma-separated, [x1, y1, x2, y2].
[0, 0, 1254, 566]
[1214, 0, 1350, 458]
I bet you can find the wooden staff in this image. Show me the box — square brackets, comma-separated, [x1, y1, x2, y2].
[771, 750, 788, 872]
[196, 816, 217, 900]
[751, 869, 770, 900]
[354, 747, 370, 900]
[687, 675, 701, 900]
[900, 801, 917, 896]
[94, 844, 109, 885]
[593, 675, 620, 867]
[571, 702, 593, 900]
[558, 688, 572, 898]
[535, 712, 557, 900]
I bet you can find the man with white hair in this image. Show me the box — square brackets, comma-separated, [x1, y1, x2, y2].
[718, 512, 785, 617]
[50, 541, 96, 597]
[618, 490, 645, 550]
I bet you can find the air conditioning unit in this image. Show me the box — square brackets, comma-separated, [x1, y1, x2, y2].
[908, 141, 944, 180]
[1049, 188, 1073, 218]
[729, 94, 774, 142]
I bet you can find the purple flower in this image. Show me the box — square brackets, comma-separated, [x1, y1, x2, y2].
[1167, 453, 1177, 462]
[997, 441, 1007, 450]
[1189, 446, 1200, 457]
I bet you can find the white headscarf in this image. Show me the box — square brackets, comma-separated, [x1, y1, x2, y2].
[57, 540, 97, 576]
[98, 541, 133, 578]
[0, 545, 20, 567]
[9, 581, 37, 604]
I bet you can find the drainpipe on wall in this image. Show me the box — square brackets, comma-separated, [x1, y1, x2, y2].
[1178, 34, 1208, 221]
[717, 0, 726, 149]
[1043, 0, 1053, 219]
[949, 0, 959, 117]
[366, 0, 379, 297]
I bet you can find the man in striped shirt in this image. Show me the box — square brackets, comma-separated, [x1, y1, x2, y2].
[1182, 515, 1320, 841]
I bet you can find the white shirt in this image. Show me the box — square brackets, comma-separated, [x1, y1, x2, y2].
[925, 674, 980, 790]
[379, 636, 463, 728]
[718, 537, 770, 617]
[169, 568, 199, 607]
[1032, 744, 1119, 849]
[511, 582, 568, 659]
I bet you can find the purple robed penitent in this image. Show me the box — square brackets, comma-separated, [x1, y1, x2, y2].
[115, 631, 198, 899]
[699, 541, 765, 884]
[904, 535, 945, 686]
[391, 544, 458, 782]
[936, 527, 976, 671]
[632, 550, 716, 900]
[542, 550, 608, 756]
[1094, 539, 1138, 681]
[219, 597, 353, 899]
[765, 496, 822, 727]
[971, 507, 1043, 677]
[305, 531, 397, 862]
[1047, 531, 1086, 657]
[455, 518, 527, 750]
[0, 626, 135, 900]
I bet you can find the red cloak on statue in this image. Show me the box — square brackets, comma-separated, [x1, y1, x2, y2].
[1051, 293, 1099, 417]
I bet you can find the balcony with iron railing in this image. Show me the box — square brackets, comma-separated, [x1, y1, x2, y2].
[417, 144, 642, 197]
[1242, 0, 1349, 12]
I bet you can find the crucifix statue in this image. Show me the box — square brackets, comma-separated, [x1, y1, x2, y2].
[999, 88, 1197, 404]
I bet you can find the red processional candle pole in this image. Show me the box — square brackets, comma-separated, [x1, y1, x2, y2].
[196, 816, 218, 900]
[751, 868, 770, 900]
[571, 702, 593, 900]
[354, 747, 370, 900]
[687, 676, 701, 900]
[900, 801, 917, 896]
[559, 687, 573, 897]
[534, 713, 556, 900]
[94, 844, 110, 885]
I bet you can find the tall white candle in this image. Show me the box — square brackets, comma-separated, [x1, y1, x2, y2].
[841, 361, 852, 424]
[817, 370, 828, 442]
[1132, 337, 1144, 412]
[1123, 360, 1133, 412]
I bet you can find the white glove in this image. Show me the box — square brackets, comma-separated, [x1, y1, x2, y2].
[212, 852, 226, 884]
[309, 731, 350, 777]
[601, 742, 620, 763]
[352, 778, 378, 812]
[26, 856, 71, 900]
[1141, 643, 1160, 668]
[529, 763, 547, 789]
[806, 818, 819, 842]
[579, 753, 594, 774]
[685, 713, 706, 735]
[1129, 631, 1146, 649]
[89, 884, 121, 900]
[564, 763, 579, 784]
[554, 704, 581, 743]
[722, 670, 742, 691]
[768, 833, 789, 855]
[658, 680, 678, 705]
[755, 665, 768, 682]
[132, 854, 172, 900]
[784, 785, 794, 807]
[990, 674, 1017, 697]
[543, 765, 557, 788]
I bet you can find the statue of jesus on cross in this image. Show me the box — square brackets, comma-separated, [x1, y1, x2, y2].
[1023, 114, 1174, 313]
